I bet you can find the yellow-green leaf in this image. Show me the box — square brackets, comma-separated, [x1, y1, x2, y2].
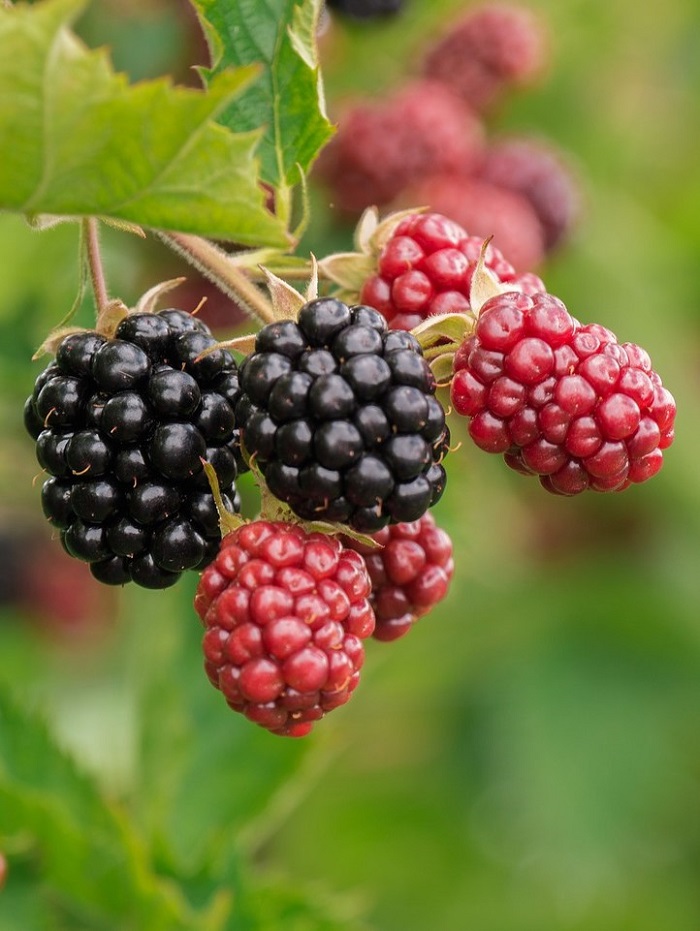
[0, 0, 288, 246]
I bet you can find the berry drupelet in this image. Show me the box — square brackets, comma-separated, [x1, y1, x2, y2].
[195, 520, 376, 737]
[236, 298, 450, 533]
[25, 310, 244, 588]
[450, 291, 676, 494]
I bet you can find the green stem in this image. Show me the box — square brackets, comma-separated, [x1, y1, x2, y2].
[247, 264, 318, 282]
[83, 217, 109, 316]
[157, 232, 276, 326]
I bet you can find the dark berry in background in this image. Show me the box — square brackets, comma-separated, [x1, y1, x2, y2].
[236, 298, 449, 533]
[326, 0, 403, 20]
[25, 310, 244, 589]
[477, 136, 581, 251]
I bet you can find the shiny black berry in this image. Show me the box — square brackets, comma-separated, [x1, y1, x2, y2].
[41, 477, 73, 529]
[149, 423, 206, 480]
[24, 308, 245, 587]
[101, 392, 153, 443]
[115, 313, 171, 360]
[237, 299, 448, 531]
[36, 376, 84, 427]
[91, 341, 150, 392]
[36, 430, 72, 477]
[56, 332, 107, 376]
[147, 367, 201, 417]
[326, 0, 403, 19]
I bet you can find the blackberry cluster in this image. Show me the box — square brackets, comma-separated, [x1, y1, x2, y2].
[24, 310, 244, 588]
[359, 212, 545, 330]
[195, 520, 376, 737]
[451, 292, 676, 494]
[344, 512, 454, 641]
[236, 298, 449, 532]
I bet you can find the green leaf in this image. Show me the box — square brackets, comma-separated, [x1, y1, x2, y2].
[193, 0, 334, 195]
[0, 0, 288, 247]
[0, 686, 219, 930]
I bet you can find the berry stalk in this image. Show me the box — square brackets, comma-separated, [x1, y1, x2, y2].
[83, 217, 110, 317]
[158, 231, 277, 327]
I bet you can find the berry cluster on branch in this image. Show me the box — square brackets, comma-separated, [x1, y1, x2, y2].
[23, 197, 677, 736]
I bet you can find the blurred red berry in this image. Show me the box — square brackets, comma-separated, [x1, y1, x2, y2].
[316, 80, 485, 215]
[478, 136, 582, 250]
[423, 2, 549, 112]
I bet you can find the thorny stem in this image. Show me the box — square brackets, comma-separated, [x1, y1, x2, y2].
[158, 231, 276, 326]
[83, 217, 109, 316]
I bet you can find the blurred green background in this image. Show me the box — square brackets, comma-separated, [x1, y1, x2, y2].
[1, 1, 700, 929]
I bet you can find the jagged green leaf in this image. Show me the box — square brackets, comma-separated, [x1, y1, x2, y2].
[0, 0, 288, 246]
[193, 0, 333, 194]
[0, 687, 219, 930]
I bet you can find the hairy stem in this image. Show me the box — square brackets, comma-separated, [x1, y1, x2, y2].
[83, 217, 109, 315]
[157, 232, 276, 326]
[247, 264, 317, 282]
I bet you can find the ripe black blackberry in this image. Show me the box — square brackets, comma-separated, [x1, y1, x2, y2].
[326, 0, 403, 20]
[25, 310, 244, 589]
[236, 299, 449, 533]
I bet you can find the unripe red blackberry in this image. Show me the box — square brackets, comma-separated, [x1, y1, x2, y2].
[314, 80, 485, 216]
[396, 177, 546, 272]
[25, 310, 244, 588]
[477, 136, 581, 251]
[359, 211, 545, 330]
[422, 2, 548, 113]
[236, 298, 449, 532]
[450, 291, 676, 494]
[343, 512, 454, 641]
[194, 521, 375, 737]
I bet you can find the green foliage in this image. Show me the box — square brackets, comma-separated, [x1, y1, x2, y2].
[0, 0, 287, 246]
[193, 0, 333, 200]
[0, 686, 214, 929]
[1, 0, 700, 929]
[0, 599, 358, 929]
